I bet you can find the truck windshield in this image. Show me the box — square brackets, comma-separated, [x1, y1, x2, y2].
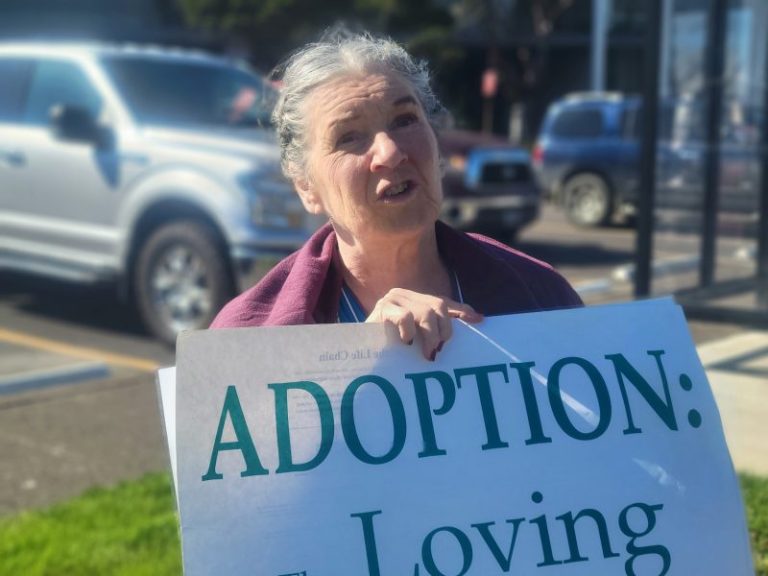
[100, 55, 276, 129]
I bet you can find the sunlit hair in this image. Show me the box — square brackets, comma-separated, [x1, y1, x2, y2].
[271, 31, 446, 181]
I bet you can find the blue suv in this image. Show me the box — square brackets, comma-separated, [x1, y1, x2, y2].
[534, 92, 761, 227]
[533, 93, 641, 227]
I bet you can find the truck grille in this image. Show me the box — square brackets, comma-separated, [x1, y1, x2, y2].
[481, 163, 531, 184]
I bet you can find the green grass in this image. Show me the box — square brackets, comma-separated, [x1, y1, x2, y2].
[0, 472, 181, 576]
[743, 473, 768, 575]
[0, 472, 766, 575]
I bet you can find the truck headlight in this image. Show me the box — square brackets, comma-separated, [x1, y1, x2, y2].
[237, 170, 306, 229]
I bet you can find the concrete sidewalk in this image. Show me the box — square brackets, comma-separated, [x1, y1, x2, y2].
[0, 373, 167, 516]
[0, 337, 168, 516]
[697, 330, 768, 476]
[0, 317, 765, 517]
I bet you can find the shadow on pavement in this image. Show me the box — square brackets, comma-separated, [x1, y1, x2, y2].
[0, 272, 146, 338]
[516, 239, 634, 268]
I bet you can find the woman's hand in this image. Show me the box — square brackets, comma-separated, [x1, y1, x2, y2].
[365, 288, 483, 360]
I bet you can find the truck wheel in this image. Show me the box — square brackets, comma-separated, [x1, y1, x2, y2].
[134, 221, 233, 345]
[563, 173, 613, 227]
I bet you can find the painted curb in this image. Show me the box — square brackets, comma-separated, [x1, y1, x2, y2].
[0, 362, 111, 396]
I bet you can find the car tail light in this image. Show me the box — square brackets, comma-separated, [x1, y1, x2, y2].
[532, 143, 544, 167]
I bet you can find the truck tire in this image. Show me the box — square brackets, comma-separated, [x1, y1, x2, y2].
[563, 173, 613, 227]
[134, 221, 234, 345]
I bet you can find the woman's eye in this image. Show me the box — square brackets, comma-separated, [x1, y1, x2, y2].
[392, 113, 418, 129]
[336, 132, 357, 147]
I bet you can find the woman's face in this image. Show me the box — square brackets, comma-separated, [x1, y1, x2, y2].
[296, 71, 443, 243]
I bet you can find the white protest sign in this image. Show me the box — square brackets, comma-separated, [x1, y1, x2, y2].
[167, 298, 753, 575]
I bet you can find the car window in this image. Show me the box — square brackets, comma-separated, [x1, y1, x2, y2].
[630, 103, 689, 143]
[620, 106, 639, 140]
[100, 56, 276, 128]
[24, 60, 103, 126]
[551, 108, 604, 138]
[0, 58, 33, 122]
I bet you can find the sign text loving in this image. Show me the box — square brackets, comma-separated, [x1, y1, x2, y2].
[170, 299, 754, 575]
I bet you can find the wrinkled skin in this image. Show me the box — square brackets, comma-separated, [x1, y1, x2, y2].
[295, 71, 482, 359]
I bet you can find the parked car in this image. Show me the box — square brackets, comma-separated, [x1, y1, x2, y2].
[438, 129, 540, 240]
[0, 42, 313, 343]
[532, 92, 640, 227]
[533, 92, 761, 227]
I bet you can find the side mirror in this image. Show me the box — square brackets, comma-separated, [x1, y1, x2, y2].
[50, 105, 113, 148]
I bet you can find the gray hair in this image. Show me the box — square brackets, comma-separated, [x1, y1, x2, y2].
[271, 33, 446, 181]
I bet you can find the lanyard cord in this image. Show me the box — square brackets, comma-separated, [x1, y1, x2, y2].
[453, 269, 464, 305]
[340, 283, 363, 323]
[339, 271, 464, 324]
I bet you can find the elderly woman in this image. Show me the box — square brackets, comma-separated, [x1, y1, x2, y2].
[212, 34, 582, 359]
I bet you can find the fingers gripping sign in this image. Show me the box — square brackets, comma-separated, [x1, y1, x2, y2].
[366, 288, 483, 360]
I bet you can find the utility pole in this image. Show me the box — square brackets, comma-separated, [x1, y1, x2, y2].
[699, 0, 728, 287]
[634, 0, 663, 297]
[591, 0, 610, 91]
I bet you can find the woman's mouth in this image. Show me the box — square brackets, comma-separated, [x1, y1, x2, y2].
[379, 180, 414, 202]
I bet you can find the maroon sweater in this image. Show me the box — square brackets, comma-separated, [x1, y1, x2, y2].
[211, 222, 582, 328]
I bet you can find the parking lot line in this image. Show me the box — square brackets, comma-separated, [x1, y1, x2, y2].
[0, 328, 160, 373]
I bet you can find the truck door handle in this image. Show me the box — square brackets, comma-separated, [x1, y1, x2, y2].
[0, 149, 26, 167]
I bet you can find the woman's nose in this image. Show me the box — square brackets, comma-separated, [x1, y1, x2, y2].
[370, 131, 407, 171]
